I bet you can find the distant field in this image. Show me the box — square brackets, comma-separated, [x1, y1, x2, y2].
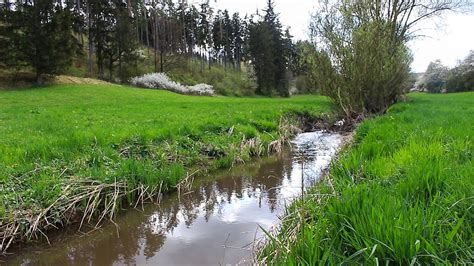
[0, 84, 331, 250]
[260, 92, 474, 264]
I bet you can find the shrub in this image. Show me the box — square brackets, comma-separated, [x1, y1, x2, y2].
[294, 75, 313, 93]
[311, 19, 411, 116]
[130, 73, 214, 96]
[188, 83, 214, 94]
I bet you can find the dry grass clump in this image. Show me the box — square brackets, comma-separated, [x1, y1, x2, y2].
[0, 178, 167, 254]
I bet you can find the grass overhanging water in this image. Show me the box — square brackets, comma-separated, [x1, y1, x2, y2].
[0, 84, 332, 254]
[259, 92, 474, 264]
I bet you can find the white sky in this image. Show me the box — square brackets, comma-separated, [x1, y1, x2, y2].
[211, 0, 474, 73]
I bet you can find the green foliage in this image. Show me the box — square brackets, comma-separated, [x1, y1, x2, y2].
[289, 41, 313, 76]
[247, 0, 292, 97]
[419, 60, 449, 93]
[288, 41, 319, 93]
[309, 0, 466, 116]
[310, 3, 412, 116]
[294, 75, 313, 94]
[418, 51, 474, 93]
[0, 1, 80, 85]
[1, 0, 297, 97]
[259, 92, 474, 264]
[88, 0, 140, 82]
[444, 50, 474, 93]
[166, 58, 255, 96]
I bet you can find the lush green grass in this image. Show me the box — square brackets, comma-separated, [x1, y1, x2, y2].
[260, 92, 474, 264]
[0, 84, 330, 249]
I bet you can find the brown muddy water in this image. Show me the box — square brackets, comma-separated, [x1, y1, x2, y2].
[4, 131, 342, 265]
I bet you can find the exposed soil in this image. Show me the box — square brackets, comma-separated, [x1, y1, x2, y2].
[296, 111, 362, 134]
[0, 72, 108, 89]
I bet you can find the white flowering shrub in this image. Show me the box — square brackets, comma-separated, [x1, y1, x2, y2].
[130, 73, 214, 96]
[130, 73, 183, 92]
[188, 83, 215, 95]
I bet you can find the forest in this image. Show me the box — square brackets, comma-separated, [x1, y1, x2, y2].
[0, 0, 299, 97]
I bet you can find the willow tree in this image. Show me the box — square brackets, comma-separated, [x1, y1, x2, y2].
[310, 0, 471, 117]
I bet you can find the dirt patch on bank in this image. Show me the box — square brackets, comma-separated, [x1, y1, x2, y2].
[53, 75, 109, 85]
[295, 111, 362, 134]
[0, 72, 109, 89]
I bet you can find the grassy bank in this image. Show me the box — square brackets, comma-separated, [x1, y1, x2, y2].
[0, 84, 331, 253]
[260, 92, 473, 264]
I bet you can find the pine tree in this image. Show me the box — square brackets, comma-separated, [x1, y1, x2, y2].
[231, 13, 243, 70]
[89, 0, 115, 79]
[1, 0, 80, 85]
[198, 0, 212, 71]
[113, 0, 139, 82]
[222, 10, 233, 69]
[151, 0, 184, 73]
[212, 11, 224, 65]
[264, 0, 289, 96]
[248, 21, 274, 95]
[247, 0, 291, 96]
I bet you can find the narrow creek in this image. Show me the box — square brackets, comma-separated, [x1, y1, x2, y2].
[5, 131, 342, 265]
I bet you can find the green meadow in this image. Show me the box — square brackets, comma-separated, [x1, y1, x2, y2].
[2, 85, 473, 263]
[0, 84, 330, 248]
[259, 92, 474, 264]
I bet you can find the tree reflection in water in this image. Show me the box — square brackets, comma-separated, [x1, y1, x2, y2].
[7, 131, 341, 265]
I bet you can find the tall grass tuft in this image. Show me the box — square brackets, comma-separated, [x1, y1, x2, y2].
[259, 92, 474, 264]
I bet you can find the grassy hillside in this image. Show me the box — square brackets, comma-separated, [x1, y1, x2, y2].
[1, 54, 254, 96]
[0, 84, 331, 252]
[260, 92, 474, 264]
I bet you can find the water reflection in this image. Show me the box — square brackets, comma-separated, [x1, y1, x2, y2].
[6, 131, 341, 265]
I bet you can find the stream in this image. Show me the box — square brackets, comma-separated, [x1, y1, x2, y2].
[5, 131, 342, 265]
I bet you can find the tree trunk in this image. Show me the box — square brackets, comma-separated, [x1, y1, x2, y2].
[86, 1, 93, 75]
[118, 51, 122, 82]
[76, 0, 84, 46]
[224, 51, 227, 72]
[127, 0, 132, 16]
[97, 47, 104, 79]
[237, 48, 241, 71]
[160, 49, 164, 73]
[36, 71, 44, 86]
[153, 12, 158, 72]
[108, 55, 113, 81]
[138, 23, 142, 44]
[200, 49, 204, 73]
[143, 7, 150, 49]
[208, 50, 211, 70]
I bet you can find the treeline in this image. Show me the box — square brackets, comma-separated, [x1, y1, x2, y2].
[417, 51, 474, 93]
[0, 0, 295, 96]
